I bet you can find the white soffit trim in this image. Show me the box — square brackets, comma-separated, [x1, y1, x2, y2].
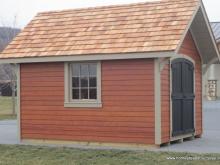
[0, 51, 174, 64]
[200, 2, 220, 62]
[189, 28, 203, 64]
[175, 2, 201, 54]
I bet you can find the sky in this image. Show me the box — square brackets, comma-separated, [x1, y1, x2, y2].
[0, 0, 219, 28]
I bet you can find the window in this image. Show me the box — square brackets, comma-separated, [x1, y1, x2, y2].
[64, 62, 102, 108]
[71, 63, 97, 100]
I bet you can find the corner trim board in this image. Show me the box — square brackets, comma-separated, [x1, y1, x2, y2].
[16, 64, 21, 142]
[154, 58, 162, 145]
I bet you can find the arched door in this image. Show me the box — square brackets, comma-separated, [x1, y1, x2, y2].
[171, 58, 195, 136]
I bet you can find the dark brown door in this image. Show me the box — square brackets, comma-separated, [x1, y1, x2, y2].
[171, 58, 195, 137]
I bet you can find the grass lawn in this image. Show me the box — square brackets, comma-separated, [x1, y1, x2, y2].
[0, 145, 220, 165]
[0, 114, 16, 120]
[0, 96, 17, 120]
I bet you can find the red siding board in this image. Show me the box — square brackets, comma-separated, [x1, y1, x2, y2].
[20, 31, 202, 145]
[179, 31, 203, 136]
[161, 31, 203, 143]
[20, 59, 155, 144]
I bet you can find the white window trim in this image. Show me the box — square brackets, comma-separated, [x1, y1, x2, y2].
[64, 61, 102, 108]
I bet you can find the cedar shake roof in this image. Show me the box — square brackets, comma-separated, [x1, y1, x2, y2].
[0, 0, 200, 59]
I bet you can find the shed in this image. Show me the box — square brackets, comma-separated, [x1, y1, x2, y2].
[0, 0, 219, 147]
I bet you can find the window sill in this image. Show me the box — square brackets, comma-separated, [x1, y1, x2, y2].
[64, 102, 102, 108]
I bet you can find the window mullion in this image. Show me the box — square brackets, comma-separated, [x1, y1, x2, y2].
[87, 74, 90, 99]
[79, 64, 81, 100]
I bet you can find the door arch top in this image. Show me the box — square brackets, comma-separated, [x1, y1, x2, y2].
[171, 54, 195, 66]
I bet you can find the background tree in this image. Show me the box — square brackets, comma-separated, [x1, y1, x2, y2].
[0, 17, 20, 115]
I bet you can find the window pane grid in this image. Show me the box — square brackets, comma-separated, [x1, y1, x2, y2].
[71, 63, 97, 100]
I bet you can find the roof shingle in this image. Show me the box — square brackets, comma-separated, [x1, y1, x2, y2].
[0, 0, 200, 58]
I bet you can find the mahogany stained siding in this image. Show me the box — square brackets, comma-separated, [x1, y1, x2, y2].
[20, 59, 155, 144]
[161, 63, 170, 143]
[179, 31, 203, 136]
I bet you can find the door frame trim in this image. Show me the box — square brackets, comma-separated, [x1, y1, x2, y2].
[170, 54, 196, 139]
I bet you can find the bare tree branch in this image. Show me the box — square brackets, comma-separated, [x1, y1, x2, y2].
[0, 15, 20, 115]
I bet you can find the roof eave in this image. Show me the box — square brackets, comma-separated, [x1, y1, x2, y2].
[200, 1, 220, 63]
[175, 1, 220, 65]
[175, 2, 201, 55]
[0, 51, 175, 64]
